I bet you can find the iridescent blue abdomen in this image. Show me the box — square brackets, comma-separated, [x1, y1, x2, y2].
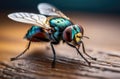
[49, 17, 73, 42]
[25, 26, 50, 42]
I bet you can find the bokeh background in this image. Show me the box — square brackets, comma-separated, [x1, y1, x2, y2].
[1, 0, 120, 13]
[0, 0, 120, 61]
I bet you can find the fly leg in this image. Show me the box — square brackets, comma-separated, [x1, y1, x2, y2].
[11, 41, 31, 61]
[75, 47, 91, 66]
[81, 41, 97, 61]
[50, 42, 56, 68]
[66, 42, 91, 66]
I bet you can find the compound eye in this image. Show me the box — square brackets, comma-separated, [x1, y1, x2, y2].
[63, 27, 72, 42]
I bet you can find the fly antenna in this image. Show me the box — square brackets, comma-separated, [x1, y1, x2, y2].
[83, 36, 89, 39]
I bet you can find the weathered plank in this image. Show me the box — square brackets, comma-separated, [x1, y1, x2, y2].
[0, 49, 120, 79]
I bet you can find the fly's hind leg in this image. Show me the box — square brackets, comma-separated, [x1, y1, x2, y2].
[11, 41, 31, 61]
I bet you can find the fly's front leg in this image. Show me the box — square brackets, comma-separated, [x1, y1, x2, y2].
[81, 41, 97, 61]
[75, 47, 91, 66]
[11, 41, 31, 61]
[66, 42, 91, 66]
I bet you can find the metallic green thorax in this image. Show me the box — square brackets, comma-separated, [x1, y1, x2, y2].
[49, 17, 72, 31]
[49, 17, 72, 42]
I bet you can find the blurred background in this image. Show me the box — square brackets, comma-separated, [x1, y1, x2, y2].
[1, 0, 120, 13]
[0, 0, 120, 61]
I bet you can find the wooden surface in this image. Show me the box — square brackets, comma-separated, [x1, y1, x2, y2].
[0, 12, 120, 79]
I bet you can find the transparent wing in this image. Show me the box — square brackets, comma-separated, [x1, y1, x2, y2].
[8, 12, 50, 29]
[37, 3, 69, 19]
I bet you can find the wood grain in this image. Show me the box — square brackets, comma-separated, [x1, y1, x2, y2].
[1, 49, 120, 79]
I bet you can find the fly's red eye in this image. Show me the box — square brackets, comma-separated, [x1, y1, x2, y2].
[63, 27, 72, 42]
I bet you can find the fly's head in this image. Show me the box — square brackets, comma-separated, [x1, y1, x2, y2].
[63, 24, 84, 45]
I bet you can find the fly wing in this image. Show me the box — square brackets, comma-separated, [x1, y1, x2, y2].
[8, 12, 51, 29]
[38, 3, 70, 19]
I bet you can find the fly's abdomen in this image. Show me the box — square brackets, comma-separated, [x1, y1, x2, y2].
[25, 26, 50, 42]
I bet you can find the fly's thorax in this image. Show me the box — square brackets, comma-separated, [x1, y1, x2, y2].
[47, 17, 73, 43]
[49, 17, 73, 32]
[63, 24, 84, 46]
